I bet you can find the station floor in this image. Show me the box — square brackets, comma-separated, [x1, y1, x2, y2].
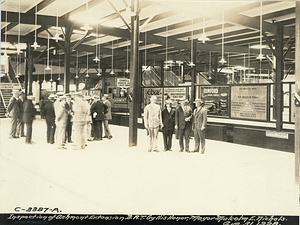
[0, 117, 298, 215]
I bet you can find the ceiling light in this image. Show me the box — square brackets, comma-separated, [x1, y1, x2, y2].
[45, 33, 51, 71]
[198, 33, 210, 44]
[81, 23, 93, 32]
[189, 19, 195, 67]
[97, 72, 101, 76]
[85, 73, 89, 78]
[52, 33, 62, 42]
[219, 57, 227, 64]
[86, 51, 89, 78]
[188, 62, 195, 67]
[31, 41, 40, 49]
[256, 54, 265, 60]
[57, 77, 61, 81]
[198, 15, 210, 44]
[110, 70, 115, 75]
[125, 69, 130, 74]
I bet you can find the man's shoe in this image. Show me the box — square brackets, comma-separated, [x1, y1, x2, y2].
[153, 149, 159, 152]
[179, 149, 184, 152]
[21, 135, 26, 137]
[148, 149, 152, 152]
[103, 136, 108, 138]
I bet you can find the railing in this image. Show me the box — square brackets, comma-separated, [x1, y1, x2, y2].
[0, 91, 7, 110]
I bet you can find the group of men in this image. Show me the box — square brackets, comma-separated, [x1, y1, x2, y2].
[7, 90, 113, 150]
[143, 96, 207, 154]
[7, 90, 36, 144]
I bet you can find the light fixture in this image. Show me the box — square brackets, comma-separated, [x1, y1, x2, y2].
[164, 26, 169, 70]
[93, 25, 100, 62]
[125, 39, 130, 73]
[49, 59, 53, 82]
[45, 33, 51, 71]
[208, 51, 212, 80]
[75, 50, 79, 79]
[110, 40, 115, 75]
[198, 15, 210, 44]
[57, 54, 61, 81]
[144, 31, 147, 69]
[97, 42, 101, 76]
[43, 59, 46, 83]
[4, 0, 8, 56]
[85, 52, 89, 78]
[17, 0, 23, 55]
[257, 1, 265, 61]
[219, 10, 227, 64]
[52, 1, 62, 42]
[188, 19, 195, 67]
[80, 3, 93, 32]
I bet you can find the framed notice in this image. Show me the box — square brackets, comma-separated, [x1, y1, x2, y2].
[231, 85, 268, 121]
[200, 86, 229, 117]
[164, 87, 187, 108]
[143, 88, 163, 107]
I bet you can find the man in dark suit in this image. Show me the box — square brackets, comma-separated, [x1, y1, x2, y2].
[16, 91, 25, 138]
[43, 94, 56, 144]
[65, 93, 73, 143]
[7, 89, 20, 139]
[23, 95, 36, 144]
[175, 99, 193, 152]
[91, 95, 108, 141]
[161, 99, 175, 151]
[192, 99, 207, 154]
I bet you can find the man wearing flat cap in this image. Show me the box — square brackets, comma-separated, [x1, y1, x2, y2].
[175, 99, 193, 152]
[192, 99, 207, 154]
[7, 89, 20, 139]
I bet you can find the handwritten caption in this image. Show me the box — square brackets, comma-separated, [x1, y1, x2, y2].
[7, 214, 289, 224]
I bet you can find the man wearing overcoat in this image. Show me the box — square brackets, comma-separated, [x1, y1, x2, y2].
[91, 95, 108, 141]
[161, 99, 175, 151]
[7, 89, 20, 139]
[44, 94, 56, 144]
[23, 95, 36, 144]
[192, 99, 207, 154]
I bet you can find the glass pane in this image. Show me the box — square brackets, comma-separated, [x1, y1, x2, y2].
[283, 108, 289, 122]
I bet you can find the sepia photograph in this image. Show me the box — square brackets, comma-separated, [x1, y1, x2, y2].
[0, 0, 299, 224]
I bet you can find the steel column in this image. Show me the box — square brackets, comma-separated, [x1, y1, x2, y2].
[275, 24, 284, 132]
[64, 22, 72, 94]
[27, 40, 34, 95]
[294, 1, 300, 183]
[191, 39, 197, 102]
[129, 0, 139, 147]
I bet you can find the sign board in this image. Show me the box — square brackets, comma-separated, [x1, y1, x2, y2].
[144, 88, 163, 107]
[231, 85, 267, 120]
[117, 78, 130, 88]
[200, 86, 229, 117]
[164, 87, 187, 107]
[266, 131, 289, 139]
[291, 84, 295, 122]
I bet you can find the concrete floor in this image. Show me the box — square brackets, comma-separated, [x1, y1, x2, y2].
[0, 117, 298, 215]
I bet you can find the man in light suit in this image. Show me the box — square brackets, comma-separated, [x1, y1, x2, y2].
[7, 89, 20, 139]
[175, 99, 193, 152]
[143, 95, 163, 152]
[192, 99, 207, 154]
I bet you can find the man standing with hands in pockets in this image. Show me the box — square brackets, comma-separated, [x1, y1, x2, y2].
[143, 95, 163, 152]
[192, 99, 207, 154]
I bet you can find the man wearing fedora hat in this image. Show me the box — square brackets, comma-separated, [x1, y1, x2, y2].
[192, 99, 207, 154]
[161, 99, 175, 151]
[102, 94, 113, 139]
[55, 95, 68, 149]
[175, 99, 193, 152]
[16, 91, 25, 138]
[7, 89, 20, 139]
[23, 94, 36, 144]
[44, 94, 56, 144]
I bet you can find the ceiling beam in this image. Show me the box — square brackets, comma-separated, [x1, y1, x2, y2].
[26, 0, 57, 15]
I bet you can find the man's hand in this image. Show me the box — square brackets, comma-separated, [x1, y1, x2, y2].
[174, 125, 178, 130]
